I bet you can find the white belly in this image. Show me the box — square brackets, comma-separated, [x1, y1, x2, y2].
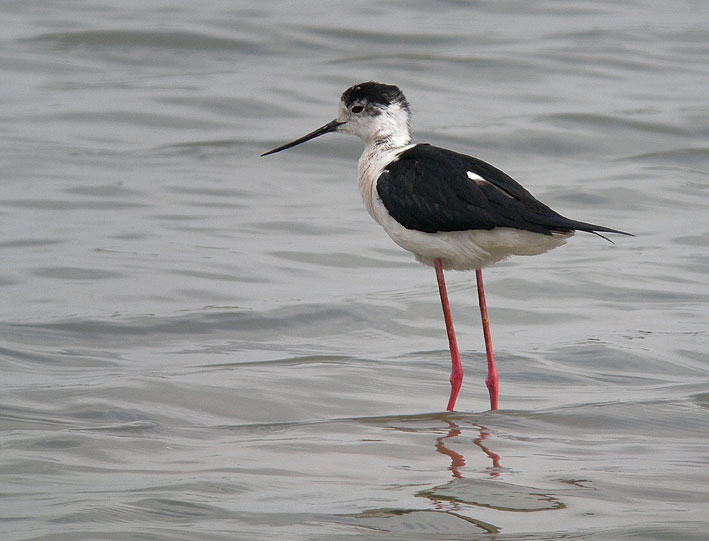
[370, 189, 572, 270]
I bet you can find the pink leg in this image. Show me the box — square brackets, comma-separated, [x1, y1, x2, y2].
[475, 269, 498, 410]
[434, 259, 463, 411]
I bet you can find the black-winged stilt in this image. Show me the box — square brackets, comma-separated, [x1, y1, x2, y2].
[262, 81, 631, 411]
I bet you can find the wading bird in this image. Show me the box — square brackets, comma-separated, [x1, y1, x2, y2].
[262, 81, 630, 411]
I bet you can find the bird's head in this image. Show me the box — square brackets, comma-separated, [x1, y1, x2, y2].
[262, 81, 411, 156]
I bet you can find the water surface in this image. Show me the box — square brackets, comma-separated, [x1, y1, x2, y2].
[2, 1, 708, 539]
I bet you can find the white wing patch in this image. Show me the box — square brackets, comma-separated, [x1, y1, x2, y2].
[467, 170, 514, 199]
[466, 170, 487, 183]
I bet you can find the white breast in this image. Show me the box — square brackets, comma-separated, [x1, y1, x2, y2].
[357, 143, 415, 223]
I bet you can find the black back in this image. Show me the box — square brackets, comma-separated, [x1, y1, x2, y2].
[377, 144, 627, 236]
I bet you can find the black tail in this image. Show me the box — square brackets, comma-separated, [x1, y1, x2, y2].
[555, 218, 634, 243]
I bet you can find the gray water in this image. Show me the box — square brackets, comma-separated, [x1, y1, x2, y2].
[2, 1, 708, 539]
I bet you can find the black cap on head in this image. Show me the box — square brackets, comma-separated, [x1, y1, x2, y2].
[341, 81, 410, 112]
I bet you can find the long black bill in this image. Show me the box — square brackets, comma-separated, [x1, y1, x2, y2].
[261, 119, 343, 156]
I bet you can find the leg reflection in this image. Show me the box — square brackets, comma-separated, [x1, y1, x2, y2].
[435, 421, 466, 479]
[435, 420, 502, 478]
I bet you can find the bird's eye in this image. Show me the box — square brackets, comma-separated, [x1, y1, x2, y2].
[351, 105, 364, 114]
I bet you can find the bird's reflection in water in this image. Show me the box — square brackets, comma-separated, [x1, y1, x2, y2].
[343, 413, 560, 534]
[435, 419, 502, 479]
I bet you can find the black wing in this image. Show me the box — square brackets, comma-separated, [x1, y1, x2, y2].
[376, 144, 629, 236]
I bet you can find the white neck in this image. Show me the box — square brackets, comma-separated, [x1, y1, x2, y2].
[365, 104, 411, 150]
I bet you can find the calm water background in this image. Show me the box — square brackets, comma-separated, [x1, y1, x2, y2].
[2, 1, 708, 539]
